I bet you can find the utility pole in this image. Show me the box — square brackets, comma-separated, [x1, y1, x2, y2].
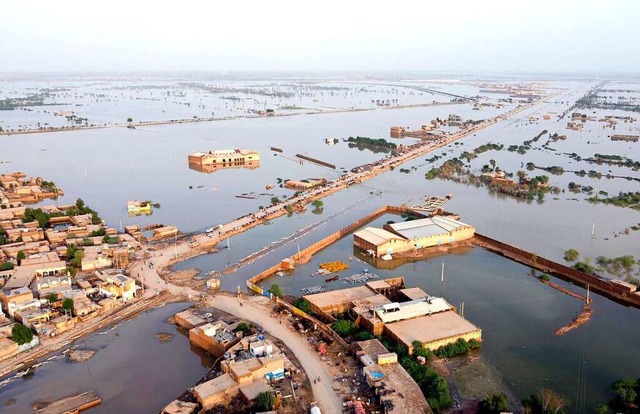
[440, 262, 445, 297]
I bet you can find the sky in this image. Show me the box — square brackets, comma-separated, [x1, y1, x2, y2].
[2, 0, 639, 75]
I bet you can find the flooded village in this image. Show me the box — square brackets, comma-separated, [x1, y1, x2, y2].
[0, 74, 639, 414]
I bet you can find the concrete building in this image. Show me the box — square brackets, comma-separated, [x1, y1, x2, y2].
[384, 310, 482, 353]
[0, 287, 35, 317]
[189, 321, 241, 357]
[3, 255, 67, 290]
[35, 275, 73, 297]
[193, 373, 240, 410]
[355, 339, 431, 414]
[305, 277, 481, 354]
[353, 227, 407, 258]
[162, 400, 198, 414]
[354, 216, 475, 258]
[374, 297, 453, 324]
[188, 149, 260, 173]
[98, 274, 137, 302]
[384, 216, 475, 248]
[127, 200, 151, 214]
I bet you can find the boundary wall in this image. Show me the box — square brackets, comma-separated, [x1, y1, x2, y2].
[474, 233, 640, 308]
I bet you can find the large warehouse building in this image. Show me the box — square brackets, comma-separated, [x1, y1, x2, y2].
[353, 215, 475, 258]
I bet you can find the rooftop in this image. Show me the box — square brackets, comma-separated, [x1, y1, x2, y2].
[388, 216, 472, 240]
[239, 379, 273, 401]
[356, 339, 431, 414]
[399, 287, 429, 301]
[375, 297, 452, 324]
[304, 285, 376, 310]
[193, 373, 238, 398]
[354, 227, 403, 247]
[384, 310, 481, 346]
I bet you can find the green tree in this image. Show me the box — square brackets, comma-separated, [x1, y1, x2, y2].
[235, 322, 252, 334]
[564, 249, 579, 262]
[0, 261, 14, 271]
[479, 392, 509, 414]
[356, 331, 375, 341]
[411, 340, 433, 360]
[127, 117, 133, 123]
[70, 250, 84, 268]
[331, 319, 356, 337]
[46, 293, 59, 303]
[270, 196, 281, 205]
[11, 323, 33, 345]
[611, 378, 638, 404]
[293, 298, 312, 314]
[62, 298, 74, 314]
[267, 283, 282, 298]
[255, 391, 276, 411]
[17, 250, 25, 265]
[595, 404, 609, 414]
[311, 200, 323, 208]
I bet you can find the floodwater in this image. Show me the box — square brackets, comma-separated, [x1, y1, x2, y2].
[257, 225, 640, 409]
[1, 76, 640, 409]
[0, 302, 211, 414]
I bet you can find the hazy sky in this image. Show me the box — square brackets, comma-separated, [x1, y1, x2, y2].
[2, 0, 639, 74]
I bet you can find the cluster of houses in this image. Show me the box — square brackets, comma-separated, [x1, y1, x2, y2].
[0, 172, 62, 207]
[0, 185, 143, 362]
[166, 309, 291, 413]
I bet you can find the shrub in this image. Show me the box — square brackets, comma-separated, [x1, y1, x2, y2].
[267, 283, 282, 298]
[564, 249, 579, 262]
[434, 338, 480, 358]
[11, 323, 33, 345]
[255, 391, 276, 411]
[332, 319, 356, 337]
[293, 298, 311, 314]
[235, 322, 252, 334]
[479, 392, 509, 414]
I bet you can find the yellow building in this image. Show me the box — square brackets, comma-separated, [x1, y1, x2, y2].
[127, 200, 152, 214]
[193, 373, 239, 410]
[98, 274, 138, 301]
[188, 149, 260, 173]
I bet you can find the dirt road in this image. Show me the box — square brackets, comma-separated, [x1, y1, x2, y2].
[209, 294, 344, 414]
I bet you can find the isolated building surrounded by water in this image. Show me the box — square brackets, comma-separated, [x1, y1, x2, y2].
[354, 216, 475, 258]
[188, 149, 260, 173]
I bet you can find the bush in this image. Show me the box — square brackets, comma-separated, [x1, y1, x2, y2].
[356, 331, 375, 341]
[332, 319, 356, 337]
[479, 392, 509, 414]
[573, 261, 597, 275]
[235, 322, 252, 334]
[267, 284, 282, 298]
[90, 228, 106, 237]
[11, 323, 33, 345]
[0, 261, 14, 271]
[401, 356, 452, 410]
[17, 250, 26, 265]
[293, 298, 312, 314]
[255, 391, 276, 411]
[434, 338, 480, 358]
[564, 249, 579, 262]
[539, 274, 550, 282]
[62, 298, 74, 313]
[412, 340, 433, 360]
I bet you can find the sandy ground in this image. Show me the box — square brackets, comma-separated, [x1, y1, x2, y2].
[208, 294, 344, 414]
